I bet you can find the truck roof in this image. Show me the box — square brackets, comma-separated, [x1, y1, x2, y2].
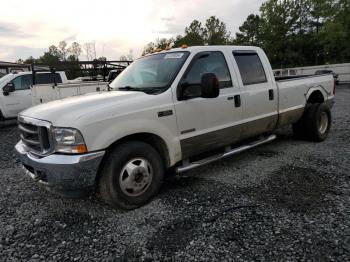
[144, 45, 262, 57]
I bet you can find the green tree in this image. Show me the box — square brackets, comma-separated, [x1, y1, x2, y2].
[259, 0, 300, 68]
[234, 14, 263, 46]
[174, 20, 205, 47]
[16, 59, 24, 64]
[204, 16, 230, 45]
[318, 0, 350, 63]
[24, 56, 37, 64]
[144, 17, 230, 53]
[142, 38, 174, 55]
[38, 45, 61, 65]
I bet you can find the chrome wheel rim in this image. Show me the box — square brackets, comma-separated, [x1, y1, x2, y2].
[119, 158, 153, 197]
[319, 112, 328, 134]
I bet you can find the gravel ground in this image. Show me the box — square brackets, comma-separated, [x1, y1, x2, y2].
[0, 85, 349, 261]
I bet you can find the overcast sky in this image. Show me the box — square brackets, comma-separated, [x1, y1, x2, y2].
[0, 0, 264, 62]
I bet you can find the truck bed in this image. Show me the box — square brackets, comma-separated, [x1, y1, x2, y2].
[276, 74, 334, 125]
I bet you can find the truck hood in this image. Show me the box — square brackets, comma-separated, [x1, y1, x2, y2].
[20, 91, 149, 126]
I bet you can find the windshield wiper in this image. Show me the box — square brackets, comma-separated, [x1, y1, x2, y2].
[118, 86, 152, 92]
[117, 86, 140, 91]
[117, 86, 163, 94]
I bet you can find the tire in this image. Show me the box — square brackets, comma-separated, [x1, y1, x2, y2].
[98, 141, 164, 209]
[305, 103, 332, 142]
[292, 117, 307, 139]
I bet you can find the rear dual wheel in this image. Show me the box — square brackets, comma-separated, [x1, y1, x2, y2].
[292, 103, 331, 142]
[98, 141, 164, 209]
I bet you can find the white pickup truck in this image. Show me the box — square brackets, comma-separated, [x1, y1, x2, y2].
[0, 71, 67, 121]
[0, 71, 109, 120]
[15, 46, 335, 209]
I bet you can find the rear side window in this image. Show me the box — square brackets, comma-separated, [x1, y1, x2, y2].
[233, 52, 267, 85]
[36, 73, 62, 84]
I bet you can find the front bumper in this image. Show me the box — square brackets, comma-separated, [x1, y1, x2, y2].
[15, 140, 105, 191]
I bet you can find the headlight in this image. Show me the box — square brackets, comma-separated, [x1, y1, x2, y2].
[53, 127, 87, 154]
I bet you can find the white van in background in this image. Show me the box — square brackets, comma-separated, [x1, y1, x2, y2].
[0, 71, 67, 121]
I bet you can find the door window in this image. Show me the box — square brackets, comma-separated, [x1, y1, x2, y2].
[21, 74, 33, 89]
[12, 76, 22, 90]
[12, 75, 32, 91]
[180, 51, 232, 98]
[233, 52, 267, 85]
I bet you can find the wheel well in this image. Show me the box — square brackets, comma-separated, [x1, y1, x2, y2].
[94, 133, 171, 187]
[307, 90, 324, 104]
[105, 133, 170, 168]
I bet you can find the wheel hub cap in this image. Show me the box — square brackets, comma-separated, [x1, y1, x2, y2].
[319, 112, 328, 134]
[119, 158, 153, 197]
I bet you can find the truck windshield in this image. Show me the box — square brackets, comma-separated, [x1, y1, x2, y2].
[110, 51, 189, 93]
[0, 74, 13, 85]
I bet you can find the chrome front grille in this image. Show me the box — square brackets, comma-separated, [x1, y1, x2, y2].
[18, 116, 53, 155]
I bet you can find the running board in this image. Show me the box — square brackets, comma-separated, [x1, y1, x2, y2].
[176, 134, 277, 174]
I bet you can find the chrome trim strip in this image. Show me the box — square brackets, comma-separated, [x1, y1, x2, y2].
[176, 134, 276, 173]
[18, 124, 38, 134]
[18, 115, 54, 156]
[18, 115, 52, 129]
[26, 150, 105, 165]
[20, 134, 41, 146]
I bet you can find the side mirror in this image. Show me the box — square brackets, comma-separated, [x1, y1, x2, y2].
[3, 82, 15, 96]
[201, 73, 219, 98]
[176, 80, 189, 100]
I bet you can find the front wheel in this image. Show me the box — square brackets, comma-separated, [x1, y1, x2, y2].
[98, 141, 164, 209]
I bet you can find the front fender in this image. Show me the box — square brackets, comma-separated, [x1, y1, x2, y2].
[83, 117, 182, 166]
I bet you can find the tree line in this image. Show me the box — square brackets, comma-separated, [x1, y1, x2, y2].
[16, 0, 349, 71]
[143, 0, 350, 68]
[17, 41, 133, 79]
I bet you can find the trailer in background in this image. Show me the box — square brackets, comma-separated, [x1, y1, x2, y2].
[30, 60, 132, 105]
[273, 63, 350, 83]
[0, 61, 30, 76]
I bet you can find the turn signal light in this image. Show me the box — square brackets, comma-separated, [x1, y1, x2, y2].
[76, 144, 88, 154]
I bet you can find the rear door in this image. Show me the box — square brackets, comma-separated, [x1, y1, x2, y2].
[174, 50, 243, 159]
[231, 50, 278, 139]
[2, 74, 32, 117]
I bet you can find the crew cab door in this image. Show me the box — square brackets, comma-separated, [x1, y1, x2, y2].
[231, 50, 278, 139]
[174, 51, 243, 159]
[1, 74, 32, 118]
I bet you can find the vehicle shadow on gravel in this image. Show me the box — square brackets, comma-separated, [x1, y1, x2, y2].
[242, 164, 336, 213]
[148, 153, 339, 258]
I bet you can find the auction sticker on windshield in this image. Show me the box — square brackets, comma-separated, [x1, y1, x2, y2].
[164, 53, 184, 59]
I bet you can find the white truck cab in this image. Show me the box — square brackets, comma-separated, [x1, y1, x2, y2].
[0, 71, 67, 120]
[15, 46, 335, 209]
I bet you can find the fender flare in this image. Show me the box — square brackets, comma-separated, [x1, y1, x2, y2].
[305, 85, 328, 102]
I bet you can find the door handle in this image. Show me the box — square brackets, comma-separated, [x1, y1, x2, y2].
[269, 89, 274, 100]
[234, 95, 241, 107]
